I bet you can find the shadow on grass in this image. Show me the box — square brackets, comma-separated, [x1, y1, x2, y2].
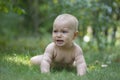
[50, 65, 76, 74]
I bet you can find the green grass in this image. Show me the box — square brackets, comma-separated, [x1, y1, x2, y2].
[0, 36, 120, 80]
[0, 48, 120, 80]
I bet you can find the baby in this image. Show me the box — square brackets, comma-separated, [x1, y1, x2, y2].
[30, 14, 87, 76]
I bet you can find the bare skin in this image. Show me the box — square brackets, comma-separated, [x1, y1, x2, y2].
[30, 14, 87, 76]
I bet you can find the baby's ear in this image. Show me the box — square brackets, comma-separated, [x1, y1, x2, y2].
[73, 31, 79, 39]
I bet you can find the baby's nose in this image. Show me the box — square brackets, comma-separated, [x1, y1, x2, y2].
[57, 32, 62, 37]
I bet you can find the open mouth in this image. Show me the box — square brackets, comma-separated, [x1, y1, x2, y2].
[56, 40, 64, 44]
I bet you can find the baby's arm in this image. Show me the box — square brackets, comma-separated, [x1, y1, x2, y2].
[75, 46, 87, 76]
[40, 43, 54, 73]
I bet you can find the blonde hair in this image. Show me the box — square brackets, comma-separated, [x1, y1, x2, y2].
[53, 14, 79, 31]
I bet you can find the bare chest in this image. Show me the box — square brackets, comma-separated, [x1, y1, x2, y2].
[53, 50, 75, 64]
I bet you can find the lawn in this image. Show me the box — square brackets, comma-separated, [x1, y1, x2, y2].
[0, 37, 120, 80]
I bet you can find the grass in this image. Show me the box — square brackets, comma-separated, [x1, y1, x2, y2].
[0, 36, 120, 80]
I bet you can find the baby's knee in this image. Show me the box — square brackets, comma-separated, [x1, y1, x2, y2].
[30, 57, 36, 64]
[73, 61, 76, 67]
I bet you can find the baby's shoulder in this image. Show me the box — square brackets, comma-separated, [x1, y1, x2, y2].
[45, 42, 55, 50]
[74, 42, 81, 48]
[73, 43, 83, 52]
[44, 42, 55, 53]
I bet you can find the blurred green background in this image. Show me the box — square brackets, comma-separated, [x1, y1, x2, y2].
[0, 0, 120, 80]
[0, 0, 120, 51]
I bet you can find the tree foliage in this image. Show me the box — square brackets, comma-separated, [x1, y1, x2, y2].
[0, 0, 120, 50]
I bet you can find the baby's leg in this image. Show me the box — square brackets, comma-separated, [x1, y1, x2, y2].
[30, 55, 43, 65]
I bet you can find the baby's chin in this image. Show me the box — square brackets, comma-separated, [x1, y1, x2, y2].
[54, 43, 66, 47]
[55, 43, 65, 47]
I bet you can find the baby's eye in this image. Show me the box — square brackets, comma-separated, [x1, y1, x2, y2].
[53, 30, 58, 33]
[62, 31, 68, 33]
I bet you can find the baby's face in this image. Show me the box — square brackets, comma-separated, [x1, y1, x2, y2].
[52, 21, 76, 47]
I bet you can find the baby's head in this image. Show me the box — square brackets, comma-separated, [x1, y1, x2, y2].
[52, 14, 79, 47]
[53, 14, 78, 32]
